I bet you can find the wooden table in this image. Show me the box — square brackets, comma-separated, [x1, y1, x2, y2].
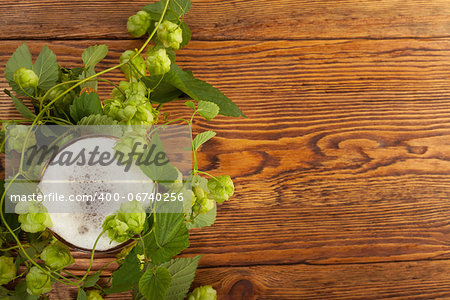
[2, 0, 450, 299]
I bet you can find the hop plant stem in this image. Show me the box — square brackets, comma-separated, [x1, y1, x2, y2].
[0, 0, 171, 290]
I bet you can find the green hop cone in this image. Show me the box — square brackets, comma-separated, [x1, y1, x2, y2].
[133, 103, 155, 125]
[40, 241, 74, 270]
[118, 104, 137, 121]
[127, 11, 151, 38]
[23, 164, 44, 181]
[47, 84, 77, 117]
[124, 81, 148, 99]
[103, 98, 124, 121]
[15, 201, 53, 233]
[26, 266, 52, 296]
[102, 200, 146, 243]
[193, 186, 207, 201]
[199, 197, 215, 214]
[116, 200, 146, 232]
[192, 186, 213, 214]
[156, 20, 183, 50]
[113, 128, 148, 157]
[13, 67, 38, 89]
[121, 103, 156, 126]
[78, 114, 118, 126]
[0, 256, 16, 285]
[111, 81, 131, 102]
[103, 216, 129, 243]
[6, 125, 36, 153]
[146, 47, 171, 76]
[187, 285, 217, 300]
[87, 290, 103, 300]
[120, 50, 147, 81]
[207, 175, 234, 204]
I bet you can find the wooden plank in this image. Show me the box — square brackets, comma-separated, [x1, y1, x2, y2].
[2, 39, 450, 268]
[1, 0, 450, 40]
[193, 260, 450, 299]
[47, 259, 450, 299]
[1, 39, 450, 117]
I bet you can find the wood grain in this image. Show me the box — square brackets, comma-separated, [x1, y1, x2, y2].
[2, 39, 450, 268]
[3, 0, 450, 298]
[1, 0, 450, 40]
[47, 259, 450, 299]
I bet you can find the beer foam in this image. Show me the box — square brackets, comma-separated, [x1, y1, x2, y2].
[40, 136, 154, 251]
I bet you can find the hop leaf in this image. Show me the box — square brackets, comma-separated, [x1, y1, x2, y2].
[25, 266, 52, 296]
[77, 114, 118, 126]
[197, 101, 219, 121]
[192, 131, 216, 151]
[138, 267, 172, 300]
[82, 45, 108, 69]
[32, 45, 59, 91]
[0, 256, 16, 285]
[40, 241, 74, 270]
[5, 43, 34, 96]
[69, 92, 103, 123]
[15, 201, 53, 233]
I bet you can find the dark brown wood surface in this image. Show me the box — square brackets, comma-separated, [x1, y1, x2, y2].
[2, 0, 450, 299]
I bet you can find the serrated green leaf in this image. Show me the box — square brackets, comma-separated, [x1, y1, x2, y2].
[197, 101, 219, 121]
[82, 45, 108, 69]
[69, 92, 103, 122]
[193, 131, 216, 151]
[139, 267, 172, 300]
[165, 47, 176, 63]
[187, 203, 217, 230]
[144, 213, 189, 265]
[142, 1, 164, 19]
[83, 271, 100, 288]
[143, 0, 179, 22]
[0, 286, 10, 297]
[104, 247, 142, 294]
[5, 43, 34, 96]
[185, 100, 195, 110]
[170, 0, 192, 17]
[70, 67, 85, 78]
[32, 45, 59, 91]
[142, 76, 183, 104]
[14, 281, 38, 300]
[180, 22, 191, 48]
[77, 114, 118, 126]
[4, 89, 36, 119]
[152, 44, 176, 63]
[164, 64, 244, 117]
[139, 132, 179, 183]
[79, 66, 97, 90]
[77, 288, 87, 300]
[159, 256, 201, 300]
[1, 179, 22, 243]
